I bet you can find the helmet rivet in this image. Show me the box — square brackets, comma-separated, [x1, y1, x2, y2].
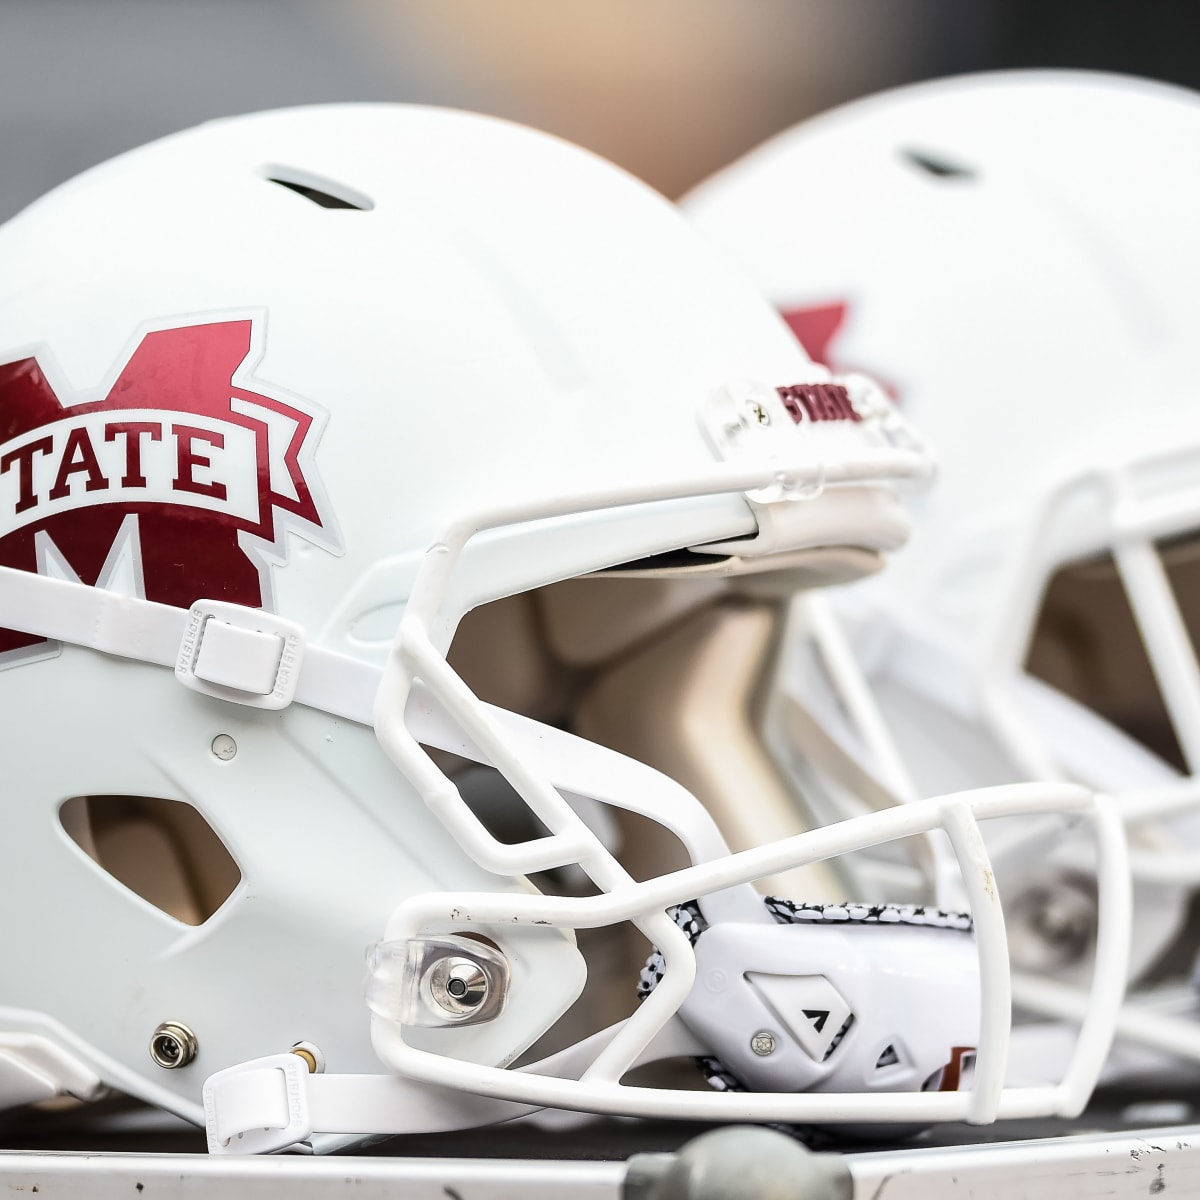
[149, 1021, 198, 1069]
[750, 1030, 777, 1057]
[211, 734, 237, 761]
[290, 1041, 324, 1073]
[428, 956, 489, 1017]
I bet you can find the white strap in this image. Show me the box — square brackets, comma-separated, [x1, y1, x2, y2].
[207, 1061, 294, 1148]
[1, 565, 181, 663]
[204, 1054, 541, 1154]
[0, 565, 378, 724]
[203, 1023, 692, 1154]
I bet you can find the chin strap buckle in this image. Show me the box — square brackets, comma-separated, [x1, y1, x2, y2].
[176, 599, 306, 710]
[203, 1053, 313, 1155]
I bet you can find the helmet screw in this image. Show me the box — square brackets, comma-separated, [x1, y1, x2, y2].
[149, 1021, 198, 1069]
[750, 1030, 777, 1057]
[211, 734, 237, 761]
[747, 400, 771, 425]
[428, 956, 490, 1017]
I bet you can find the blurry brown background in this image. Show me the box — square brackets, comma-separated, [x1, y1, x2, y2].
[1, 0, 1197, 220]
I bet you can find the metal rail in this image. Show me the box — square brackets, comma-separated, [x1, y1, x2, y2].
[3, 1123, 1200, 1198]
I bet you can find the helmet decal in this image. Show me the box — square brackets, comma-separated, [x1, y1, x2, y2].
[775, 381, 862, 424]
[0, 318, 341, 658]
[780, 302, 848, 366]
[780, 301, 899, 400]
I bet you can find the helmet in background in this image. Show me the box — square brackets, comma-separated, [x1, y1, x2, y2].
[685, 69, 1198, 1066]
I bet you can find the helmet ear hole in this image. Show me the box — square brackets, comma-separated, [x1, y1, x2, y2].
[58, 795, 241, 926]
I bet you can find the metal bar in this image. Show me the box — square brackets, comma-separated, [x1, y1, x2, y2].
[0, 1149, 627, 1199]
[7, 1124, 1200, 1199]
[847, 1124, 1200, 1198]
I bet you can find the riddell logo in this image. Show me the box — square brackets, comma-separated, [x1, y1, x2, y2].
[0, 318, 342, 659]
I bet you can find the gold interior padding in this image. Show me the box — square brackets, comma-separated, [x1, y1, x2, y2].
[1026, 540, 1200, 772]
[446, 591, 568, 723]
[451, 574, 849, 900]
[59, 795, 241, 926]
[572, 600, 843, 900]
[537, 576, 727, 667]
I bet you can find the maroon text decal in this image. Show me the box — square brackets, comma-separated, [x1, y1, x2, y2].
[776, 382, 861, 425]
[0, 319, 338, 657]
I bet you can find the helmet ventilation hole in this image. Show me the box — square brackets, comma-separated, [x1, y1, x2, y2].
[899, 147, 977, 181]
[59, 795, 241, 925]
[262, 165, 374, 211]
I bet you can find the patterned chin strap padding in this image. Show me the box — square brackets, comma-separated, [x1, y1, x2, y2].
[637, 897, 975, 1093]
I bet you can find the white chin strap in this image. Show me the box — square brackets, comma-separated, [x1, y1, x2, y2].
[0, 565, 379, 722]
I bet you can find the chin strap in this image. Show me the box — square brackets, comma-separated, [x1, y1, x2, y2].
[0, 566, 381, 721]
[203, 1054, 538, 1155]
[202, 1024, 660, 1155]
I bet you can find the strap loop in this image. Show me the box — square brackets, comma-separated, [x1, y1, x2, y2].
[176, 599, 305, 709]
[204, 1053, 313, 1155]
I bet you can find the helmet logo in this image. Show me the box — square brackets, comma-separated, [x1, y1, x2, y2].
[781, 301, 899, 401]
[781, 302, 848, 367]
[776, 382, 861, 424]
[0, 318, 341, 659]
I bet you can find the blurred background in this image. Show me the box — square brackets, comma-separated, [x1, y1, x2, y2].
[2, 0, 1198, 220]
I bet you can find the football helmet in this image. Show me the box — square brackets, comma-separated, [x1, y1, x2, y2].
[0, 103, 1127, 1154]
[685, 70, 1200, 1066]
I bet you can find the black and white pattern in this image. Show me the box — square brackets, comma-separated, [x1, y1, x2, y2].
[636, 901, 707, 999]
[695, 1056, 743, 1092]
[638, 897, 971, 1000]
[763, 897, 974, 932]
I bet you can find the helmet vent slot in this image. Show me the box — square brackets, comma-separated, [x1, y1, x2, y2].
[59, 795, 241, 926]
[262, 166, 374, 211]
[900, 147, 976, 181]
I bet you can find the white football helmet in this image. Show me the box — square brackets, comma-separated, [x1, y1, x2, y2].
[685, 70, 1200, 1065]
[0, 103, 1127, 1154]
